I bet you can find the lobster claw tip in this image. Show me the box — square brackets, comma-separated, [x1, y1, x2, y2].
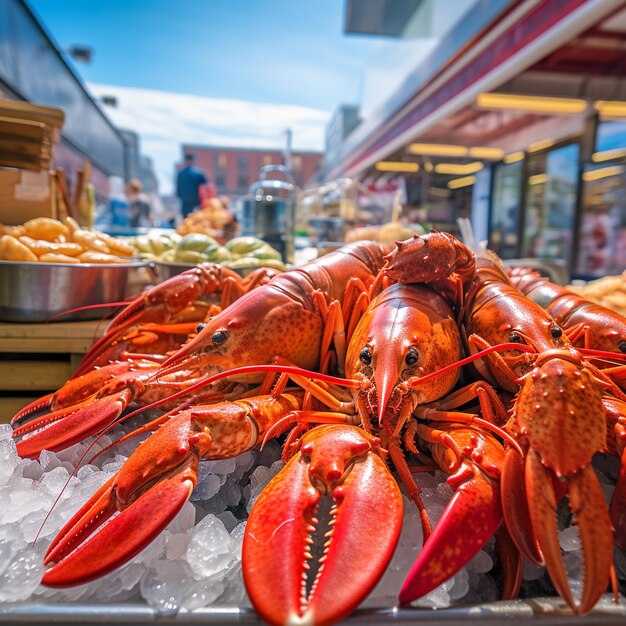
[526, 452, 613, 615]
[243, 425, 403, 626]
[399, 460, 502, 604]
[13, 390, 131, 460]
[43, 468, 194, 588]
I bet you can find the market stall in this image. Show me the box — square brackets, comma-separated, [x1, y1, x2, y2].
[1, 1, 626, 624]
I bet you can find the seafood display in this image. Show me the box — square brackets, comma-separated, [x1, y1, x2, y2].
[5, 233, 626, 625]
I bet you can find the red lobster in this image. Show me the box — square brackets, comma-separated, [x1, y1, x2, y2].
[385, 232, 626, 614]
[35, 253, 511, 625]
[72, 262, 279, 378]
[509, 267, 626, 388]
[12, 242, 388, 461]
[11, 263, 280, 448]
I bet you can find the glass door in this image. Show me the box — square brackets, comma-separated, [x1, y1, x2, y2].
[576, 120, 626, 277]
[521, 143, 579, 264]
[489, 160, 523, 259]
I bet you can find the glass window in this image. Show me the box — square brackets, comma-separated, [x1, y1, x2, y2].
[575, 120, 626, 276]
[521, 143, 579, 264]
[595, 121, 626, 158]
[489, 160, 523, 259]
[577, 162, 626, 277]
[238, 154, 248, 170]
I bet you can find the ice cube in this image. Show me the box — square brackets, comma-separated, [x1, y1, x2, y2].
[187, 515, 232, 578]
[166, 533, 189, 560]
[192, 473, 222, 501]
[219, 476, 242, 507]
[140, 560, 189, 614]
[559, 525, 581, 552]
[204, 457, 236, 476]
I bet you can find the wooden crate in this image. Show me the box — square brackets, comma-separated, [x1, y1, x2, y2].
[0, 319, 108, 422]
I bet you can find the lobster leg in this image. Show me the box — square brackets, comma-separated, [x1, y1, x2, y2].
[42, 392, 303, 587]
[399, 422, 504, 603]
[243, 424, 403, 626]
[607, 398, 626, 550]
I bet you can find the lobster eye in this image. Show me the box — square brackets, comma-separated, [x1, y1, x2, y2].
[619, 340, 626, 353]
[509, 332, 523, 343]
[550, 326, 562, 339]
[405, 347, 419, 366]
[211, 331, 228, 346]
[196, 323, 207, 334]
[359, 347, 372, 365]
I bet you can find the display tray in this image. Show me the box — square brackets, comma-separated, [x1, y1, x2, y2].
[2, 599, 626, 625]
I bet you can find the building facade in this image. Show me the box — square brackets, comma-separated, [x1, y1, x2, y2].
[327, 0, 626, 279]
[0, 0, 154, 202]
[179, 145, 323, 199]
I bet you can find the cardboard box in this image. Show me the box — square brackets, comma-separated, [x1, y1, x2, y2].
[0, 167, 57, 225]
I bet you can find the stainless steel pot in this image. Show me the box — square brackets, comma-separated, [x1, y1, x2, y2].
[0, 260, 148, 322]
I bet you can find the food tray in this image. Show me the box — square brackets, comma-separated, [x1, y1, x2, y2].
[1, 598, 626, 625]
[0, 260, 149, 322]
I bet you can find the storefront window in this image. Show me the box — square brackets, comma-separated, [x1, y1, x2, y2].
[595, 120, 626, 156]
[489, 161, 522, 258]
[521, 143, 579, 264]
[576, 121, 626, 277]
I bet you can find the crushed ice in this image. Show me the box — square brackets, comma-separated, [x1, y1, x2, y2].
[0, 423, 624, 615]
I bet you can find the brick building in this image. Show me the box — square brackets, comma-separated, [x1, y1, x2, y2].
[178, 145, 323, 198]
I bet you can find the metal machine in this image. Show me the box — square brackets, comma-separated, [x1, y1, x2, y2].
[241, 164, 296, 264]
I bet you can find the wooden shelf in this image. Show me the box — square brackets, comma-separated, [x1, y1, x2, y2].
[0, 319, 108, 422]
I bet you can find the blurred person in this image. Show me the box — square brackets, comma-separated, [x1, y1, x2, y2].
[176, 153, 208, 218]
[126, 179, 153, 228]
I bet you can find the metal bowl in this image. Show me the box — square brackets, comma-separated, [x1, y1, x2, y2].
[0, 259, 149, 322]
[151, 261, 196, 283]
[152, 261, 287, 284]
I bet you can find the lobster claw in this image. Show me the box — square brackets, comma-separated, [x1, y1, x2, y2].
[43, 457, 195, 587]
[399, 456, 502, 603]
[11, 361, 153, 459]
[42, 412, 203, 587]
[501, 447, 544, 565]
[13, 389, 133, 459]
[242, 425, 403, 626]
[399, 423, 504, 603]
[525, 450, 613, 614]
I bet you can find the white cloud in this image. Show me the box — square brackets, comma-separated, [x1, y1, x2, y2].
[88, 83, 330, 194]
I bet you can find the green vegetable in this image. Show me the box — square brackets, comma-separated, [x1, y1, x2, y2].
[173, 250, 208, 264]
[204, 244, 233, 263]
[225, 236, 266, 256]
[250, 243, 282, 261]
[177, 233, 219, 253]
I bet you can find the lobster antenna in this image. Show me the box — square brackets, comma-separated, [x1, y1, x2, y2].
[119, 364, 360, 424]
[46, 301, 131, 322]
[409, 342, 534, 388]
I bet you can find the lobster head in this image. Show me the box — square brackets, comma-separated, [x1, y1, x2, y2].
[345, 283, 461, 429]
[160, 283, 324, 382]
[467, 282, 571, 392]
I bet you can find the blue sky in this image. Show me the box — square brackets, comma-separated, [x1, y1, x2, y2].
[29, 0, 385, 112]
[27, 0, 391, 193]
